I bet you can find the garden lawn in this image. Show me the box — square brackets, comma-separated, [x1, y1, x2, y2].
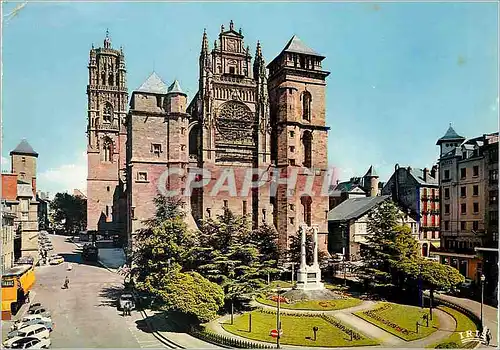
[255, 297, 362, 311]
[427, 306, 479, 349]
[222, 310, 378, 347]
[268, 280, 294, 289]
[355, 302, 439, 341]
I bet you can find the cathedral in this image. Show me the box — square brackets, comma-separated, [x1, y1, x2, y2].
[86, 22, 331, 253]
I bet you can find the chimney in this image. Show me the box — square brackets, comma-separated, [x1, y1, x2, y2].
[430, 165, 437, 179]
[423, 168, 429, 182]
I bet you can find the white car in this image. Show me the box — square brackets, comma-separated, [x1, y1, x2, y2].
[15, 315, 52, 327]
[118, 294, 135, 311]
[3, 325, 50, 347]
[7, 337, 51, 349]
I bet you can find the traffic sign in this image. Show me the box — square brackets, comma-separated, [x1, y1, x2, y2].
[270, 329, 283, 338]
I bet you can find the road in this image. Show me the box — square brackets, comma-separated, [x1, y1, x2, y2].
[7, 235, 166, 348]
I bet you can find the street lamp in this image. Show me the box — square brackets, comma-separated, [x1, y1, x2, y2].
[480, 274, 486, 330]
[276, 284, 281, 349]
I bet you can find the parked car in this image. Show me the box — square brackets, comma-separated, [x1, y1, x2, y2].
[10, 318, 53, 333]
[118, 293, 135, 311]
[28, 303, 42, 311]
[7, 336, 51, 349]
[48, 255, 64, 265]
[27, 307, 51, 318]
[14, 315, 52, 329]
[3, 325, 50, 347]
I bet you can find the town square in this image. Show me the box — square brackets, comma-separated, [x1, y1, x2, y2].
[1, 1, 498, 349]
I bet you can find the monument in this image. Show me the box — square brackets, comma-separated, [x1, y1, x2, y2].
[296, 225, 324, 290]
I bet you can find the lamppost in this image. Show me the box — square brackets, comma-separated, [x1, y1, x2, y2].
[480, 274, 486, 330]
[276, 284, 281, 349]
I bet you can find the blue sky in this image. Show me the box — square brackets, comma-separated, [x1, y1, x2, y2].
[2, 1, 498, 196]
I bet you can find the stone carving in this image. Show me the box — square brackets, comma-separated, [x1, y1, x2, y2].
[215, 101, 254, 145]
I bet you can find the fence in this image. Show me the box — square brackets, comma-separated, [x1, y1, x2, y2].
[188, 326, 274, 349]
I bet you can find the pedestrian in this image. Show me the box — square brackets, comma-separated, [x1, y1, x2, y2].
[486, 328, 491, 346]
[64, 276, 69, 289]
[126, 301, 132, 316]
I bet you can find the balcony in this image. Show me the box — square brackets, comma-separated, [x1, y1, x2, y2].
[97, 121, 119, 131]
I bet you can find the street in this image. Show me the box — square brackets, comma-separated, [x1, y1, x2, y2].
[4, 235, 165, 348]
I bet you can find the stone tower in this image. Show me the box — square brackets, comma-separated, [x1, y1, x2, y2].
[188, 21, 272, 227]
[267, 36, 330, 250]
[126, 73, 192, 246]
[363, 165, 379, 197]
[10, 139, 38, 193]
[86, 30, 128, 233]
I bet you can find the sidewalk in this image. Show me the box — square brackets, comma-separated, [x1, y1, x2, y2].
[141, 308, 218, 348]
[432, 294, 498, 348]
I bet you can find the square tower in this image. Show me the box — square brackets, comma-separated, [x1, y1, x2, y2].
[267, 36, 331, 251]
[86, 31, 128, 234]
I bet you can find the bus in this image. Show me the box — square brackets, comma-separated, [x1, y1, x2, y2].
[1, 264, 35, 320]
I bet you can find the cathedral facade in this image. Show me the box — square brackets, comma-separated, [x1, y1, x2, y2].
[86, 22, 331, 253]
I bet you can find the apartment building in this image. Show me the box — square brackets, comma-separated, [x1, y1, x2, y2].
[435, 125, 498, 289]
[382, 164, 440, 258]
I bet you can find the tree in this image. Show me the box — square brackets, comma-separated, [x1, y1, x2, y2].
[132, 195, 194, 284]
[143, 266, 224, 323]
[247, 224, 282, 279]
[360, 200, 419, 288]
[399, 258, 465, 318]
[49, 193, 86, 234]
[191, 208, 267, 322]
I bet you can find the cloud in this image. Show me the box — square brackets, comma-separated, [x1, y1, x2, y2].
[2, 156, 9, 166]
[38, 152, 87, 195]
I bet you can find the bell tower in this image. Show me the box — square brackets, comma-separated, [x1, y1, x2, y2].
[86, 30, 128, 233]
[268, 35, 330, 251]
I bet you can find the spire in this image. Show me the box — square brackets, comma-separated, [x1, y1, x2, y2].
[239, 27, 242, 35]
[201, 28, 208, 53]
[167, 79, 186, 96]
[10, 139, 38, 157]
[221, 24, 224, 33]
[436, 123, 466, 145]
[214, 40, 218, 50]
[256, 40, 262, 58]
[229, 20, 234, 31]
[104, 28, 111, 48]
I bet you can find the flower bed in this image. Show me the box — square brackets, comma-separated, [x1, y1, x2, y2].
[270, 295, 290, 304]
[256, 297, 361, 311]
[355, 302, 439, 341]
[361, 304, 412, 336]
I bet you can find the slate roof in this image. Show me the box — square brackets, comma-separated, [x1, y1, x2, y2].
[282, 35, 323, 57]
[10, 139, 38, 157]
[409, 168, 439, 186]
[136, 72, 168, 94]
[167, 80, 185, 95]
[327, 195, 390, 221]
[363, 165, 378, 178]
[436, 125, 465, 144]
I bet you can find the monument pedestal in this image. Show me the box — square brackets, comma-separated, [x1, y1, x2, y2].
[296, 225, 325, 291]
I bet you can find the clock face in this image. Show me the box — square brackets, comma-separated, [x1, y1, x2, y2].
[227, 39, 236, 52]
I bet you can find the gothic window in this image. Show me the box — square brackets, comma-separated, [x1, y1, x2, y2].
[103, 138, 113, 162]
[101, 72, 106, 85]
[302, 91, 312, 121]
[301, 195, 312, 226]
[108, 73, 114, 86]
[302, 131, 313, 168]
[103, 103, 113, 123]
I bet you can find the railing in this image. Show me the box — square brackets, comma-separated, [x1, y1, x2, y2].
[188, 326, 273, 349]
[96, 121, 119, 130]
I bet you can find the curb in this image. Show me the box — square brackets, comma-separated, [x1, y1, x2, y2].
[139, 308, 185, 349]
